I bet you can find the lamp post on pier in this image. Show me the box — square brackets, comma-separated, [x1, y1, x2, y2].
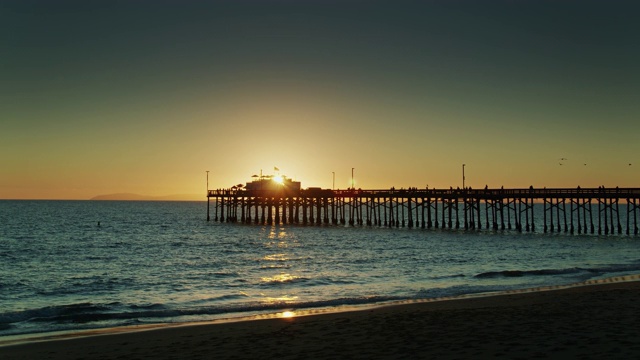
[332, 172, 335, 190]
[206, 170, 210, 221]
[351, 168, 355, 189]
[462, 164, 466, 190]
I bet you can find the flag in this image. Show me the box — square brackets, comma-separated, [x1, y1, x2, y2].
[274, 166, 279, 171]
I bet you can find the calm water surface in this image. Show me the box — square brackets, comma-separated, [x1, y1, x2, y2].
[1, 200, 639, 337]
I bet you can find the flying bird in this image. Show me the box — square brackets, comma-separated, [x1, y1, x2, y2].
[559, 157, 568, 160]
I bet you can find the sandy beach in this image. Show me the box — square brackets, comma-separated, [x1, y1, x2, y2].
[2, 278, 639, 360]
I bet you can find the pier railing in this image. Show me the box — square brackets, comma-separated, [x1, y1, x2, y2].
[209, 187, 640, 199]
[206, 187, 640, 235]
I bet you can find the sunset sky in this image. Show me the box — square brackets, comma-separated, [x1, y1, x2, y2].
[2, 0, 639, 200]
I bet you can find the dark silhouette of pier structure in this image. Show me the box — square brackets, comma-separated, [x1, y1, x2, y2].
[207, 182, 640, 235]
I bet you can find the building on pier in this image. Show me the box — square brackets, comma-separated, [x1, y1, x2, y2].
[243, 175, 301, 196]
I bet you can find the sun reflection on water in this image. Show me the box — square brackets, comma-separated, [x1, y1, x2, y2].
[263, 295, 299, 302]
[263, 253, 289, 262]
[267, 227, 289, 239]
[261, 273, 299, 283]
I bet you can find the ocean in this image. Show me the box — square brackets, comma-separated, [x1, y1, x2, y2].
[1, 200, 640, 340]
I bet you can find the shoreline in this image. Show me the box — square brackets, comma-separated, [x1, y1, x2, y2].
[2, 274, 637, 347]
[2, 275, 640, 359]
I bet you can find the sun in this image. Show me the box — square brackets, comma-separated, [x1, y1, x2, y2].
[273, 175, 284, 184]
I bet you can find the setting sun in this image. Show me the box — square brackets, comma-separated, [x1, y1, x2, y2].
[273, 175, 284, 185]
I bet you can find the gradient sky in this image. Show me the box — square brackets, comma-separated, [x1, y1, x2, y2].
[2, 0, 639, 199]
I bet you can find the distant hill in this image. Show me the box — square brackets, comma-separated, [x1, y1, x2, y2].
[90, 193, 203, 201]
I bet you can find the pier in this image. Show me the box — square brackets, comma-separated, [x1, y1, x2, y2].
[207, 179, 640, 235]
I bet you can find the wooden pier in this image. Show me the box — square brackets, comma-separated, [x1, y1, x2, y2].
[207, 186, 640, 235]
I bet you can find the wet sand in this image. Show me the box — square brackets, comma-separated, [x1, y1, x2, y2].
[2, 277, 640, 359]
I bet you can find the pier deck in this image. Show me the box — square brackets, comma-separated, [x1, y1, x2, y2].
[207, 187, 640, 235]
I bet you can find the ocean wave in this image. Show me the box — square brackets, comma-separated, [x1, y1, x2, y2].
[474, 263, 640, 279]
[129, 303, 166, 310]
[196, 294, 250, 303]
[36, 279, 128, 297]
[4, 279, 29, 286]
[475, 268, 582, 278]
[213, 271, 238, 277]
[0, 296, 402, 334]
[415, 285, 504, 299]
[84, 255, 118, 261]
[260, 264, 292, 270]
[429, 274, 466, 280]
[0, 303, 116, 325]
[315, 278, 360, 285]
[259, 275, 310, 286]
[0, 252, 17, 260]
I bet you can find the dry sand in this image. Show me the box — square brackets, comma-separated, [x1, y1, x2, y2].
[2, 278, 640, 359]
